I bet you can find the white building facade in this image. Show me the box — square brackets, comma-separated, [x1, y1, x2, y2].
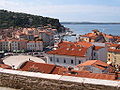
[46, 54, 88, 67]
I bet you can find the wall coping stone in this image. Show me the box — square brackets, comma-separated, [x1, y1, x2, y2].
[0, 68, 120, 88]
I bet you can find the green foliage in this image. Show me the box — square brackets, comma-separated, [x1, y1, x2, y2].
[0, 10, 65, 32]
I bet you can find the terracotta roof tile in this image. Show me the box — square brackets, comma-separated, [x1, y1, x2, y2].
[108, 49, 120, 53]
[47, 41, 93, 57]
[20, 61, 62, 74]
[47, 46, 87, 57]
[94, 46, 104, 50]
[108, 44, 120, 47]
[0, 64, 12, 69]
[59, 67, 116, 80]
[76, 60, 110, 70]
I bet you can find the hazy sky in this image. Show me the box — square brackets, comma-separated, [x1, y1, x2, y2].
[0, 0, 120, 22]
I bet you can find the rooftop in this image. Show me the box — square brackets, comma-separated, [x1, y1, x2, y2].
[108, 49, 120, 53]
[3, 55, 45, 69]
[47, 41, 93, 57]
[76, 60, 112, 70]
[47, 45, 87, 57]
[0, 64, 12, 69]
[94, 46, 105, 50]
[58, 67, 116, 80]
[20, 61, 62, 74]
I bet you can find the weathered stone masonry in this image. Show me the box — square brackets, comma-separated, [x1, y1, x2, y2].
[0, 69, 119, 90]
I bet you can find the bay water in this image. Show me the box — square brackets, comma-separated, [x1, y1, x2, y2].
[62, 24, 120, 41]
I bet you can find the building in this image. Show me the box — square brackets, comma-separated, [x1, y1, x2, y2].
[93, 46, 107, 61]
[0, 39, 43, 52]
[27, 41, 43, 51]
[107, 44, 120, 65]
[0, 40, 11, 51]
[9, 40, 19, 51]
[79, 30, 114, 43]
[58, 67, 116, 80]
[39, 31, 54, 46]
[19, 40, 28, 51]
[46, 41, 94, 67]
[75, 60, 115, 73]
[14, 27, 55, 47]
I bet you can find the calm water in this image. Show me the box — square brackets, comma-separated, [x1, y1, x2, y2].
[62, 24, 120, 41]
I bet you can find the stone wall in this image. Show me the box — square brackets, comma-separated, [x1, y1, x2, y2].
[0, 68, 119, 90]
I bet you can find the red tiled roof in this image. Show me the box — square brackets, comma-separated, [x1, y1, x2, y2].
[75, 41, 94, 48]
[58, 67, 116, 80]
[0, 64, 12, 69]
[0, 39, 28, 42]
[80, 33, 97, 38]
[102, 33, 114, 39]
[20, 61, 62, 74]
[108, 44, 120, 48]
[58, 41, 74, 48]
[76, 60, 110, 70]
[47, 41, 94, 57]
[51, 67, 61, 74]
[80, 30, 114, 40]
[47, 46, 87, 57]
[108, 49, 120, 53]
[94, 46, 104, 50]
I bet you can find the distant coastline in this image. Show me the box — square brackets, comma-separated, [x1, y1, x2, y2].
[61, 22, 120, 24]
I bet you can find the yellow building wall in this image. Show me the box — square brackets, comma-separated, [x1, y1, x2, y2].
[107, 52, 120, 65]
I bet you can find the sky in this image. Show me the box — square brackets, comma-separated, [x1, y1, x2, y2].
[0, 0, 120, 22]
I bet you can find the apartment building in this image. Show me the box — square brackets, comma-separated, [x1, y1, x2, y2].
[46, 41, 94, 67]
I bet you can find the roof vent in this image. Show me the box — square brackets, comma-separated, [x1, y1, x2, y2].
[66, 48, 70, 50]
[78, 49, 82, 51]
[72, 48, 75, 50]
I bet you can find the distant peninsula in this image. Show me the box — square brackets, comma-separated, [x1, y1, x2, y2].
[0, 10, 65, 32]
[61, 22, 120, 24]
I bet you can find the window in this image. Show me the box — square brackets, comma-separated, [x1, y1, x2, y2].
[79, 61, 81, 64]
[64, 59, 66, 63]
[57, 58, 59, 62]
[71, 60, 73, 64]
[94, 52, 96, 56]
[50, 57, 52, 61]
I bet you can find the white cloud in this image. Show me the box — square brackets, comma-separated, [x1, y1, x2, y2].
[0, 0, 19, 7]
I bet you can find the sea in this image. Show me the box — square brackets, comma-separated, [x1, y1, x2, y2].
[62, 24, 120, 41]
